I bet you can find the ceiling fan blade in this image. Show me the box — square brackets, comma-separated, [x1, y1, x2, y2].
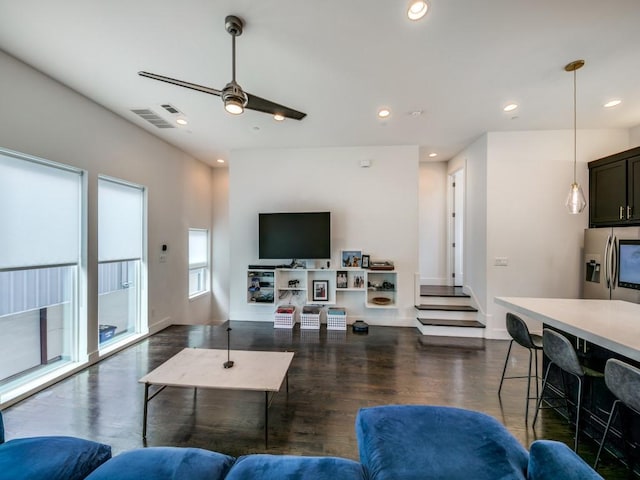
[246, 92, 307, 120]
[138, 71, 222, 97]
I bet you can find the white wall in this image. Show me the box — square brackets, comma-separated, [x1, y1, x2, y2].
[419, 162, 447, 284]
[631, 124, 640, 147]
[228, 146, 419, 325]
[0, 50, 215, 360]
[456, 135, 488, 321]
[211, 167, 230, 322]
[484, 129, 630, 338]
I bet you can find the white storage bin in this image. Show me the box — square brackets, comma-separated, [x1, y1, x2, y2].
[274, 306, 295, 329]
[327, 307, 347, 330]
[300, 312, 321, 330]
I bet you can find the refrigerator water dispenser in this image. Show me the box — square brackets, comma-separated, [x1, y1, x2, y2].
[585, 255, 601, 283]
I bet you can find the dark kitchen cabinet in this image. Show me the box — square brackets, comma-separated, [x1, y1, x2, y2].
[589, 146, 640, 227]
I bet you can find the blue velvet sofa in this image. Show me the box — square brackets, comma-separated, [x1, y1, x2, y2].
[0, 405, 603, 479]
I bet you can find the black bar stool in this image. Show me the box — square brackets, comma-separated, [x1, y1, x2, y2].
[532, 328, 603, 452]
[594, 358, 640, 473]
[498, 312, 543, 423]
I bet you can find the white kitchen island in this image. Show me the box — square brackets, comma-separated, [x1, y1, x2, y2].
[495, 297, 640, 362]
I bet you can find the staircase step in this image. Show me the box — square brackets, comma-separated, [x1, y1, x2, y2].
[420, 285, 469, 298]
[415, 304, 478, 312]
[418, 335, 485, 349]
[417, 318, 485, 328]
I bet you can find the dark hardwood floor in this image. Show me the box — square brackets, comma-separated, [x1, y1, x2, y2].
[1, 322, 632, 478]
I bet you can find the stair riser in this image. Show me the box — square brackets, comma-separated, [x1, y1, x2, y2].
[417, 310, 478, 321]
[415, 322, 485, 338]
[417, 296, 471, 306]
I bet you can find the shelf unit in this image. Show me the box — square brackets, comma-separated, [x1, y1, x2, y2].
[246, 270, 275, 305]
[365, 270, 398, 308]
[246, 267, 398, 310]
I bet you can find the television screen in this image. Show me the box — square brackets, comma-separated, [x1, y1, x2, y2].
[618, 239, 640, 289]
[259, 212, 330, 260]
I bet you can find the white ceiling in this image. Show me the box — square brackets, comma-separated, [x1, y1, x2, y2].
[1, 0, 639, 167]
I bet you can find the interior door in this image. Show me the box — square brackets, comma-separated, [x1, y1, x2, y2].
[450, 169, 464, 286]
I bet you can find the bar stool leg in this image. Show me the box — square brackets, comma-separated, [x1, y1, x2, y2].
[573, 377, 583, 452]
[525, 348, 533, 424]
[498, 340, 514, 395]
[594, 399, 620, 470]
[533, 362, 553, 428]
[534, 349, 540, 402]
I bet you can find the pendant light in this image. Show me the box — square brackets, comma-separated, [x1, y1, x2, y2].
[565, 59, 586, 214]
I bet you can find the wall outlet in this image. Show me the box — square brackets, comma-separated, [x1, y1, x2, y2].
[494, 257, 509, 267]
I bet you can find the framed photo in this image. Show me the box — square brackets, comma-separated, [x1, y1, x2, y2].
[362, 255, 370, 268]
[341, 249, 363, 268]
[313, 280, 329, 301]
[336, 271, 348, 289]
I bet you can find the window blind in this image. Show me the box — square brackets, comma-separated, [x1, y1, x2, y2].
[189, 229, 208, 269]
[98, 177, 144, 262]
[0, 149, 82, 270]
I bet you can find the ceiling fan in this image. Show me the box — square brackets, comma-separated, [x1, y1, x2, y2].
[139, 15, 306, 120]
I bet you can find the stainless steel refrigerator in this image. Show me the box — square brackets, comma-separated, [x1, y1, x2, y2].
[584, 227, 640, 302]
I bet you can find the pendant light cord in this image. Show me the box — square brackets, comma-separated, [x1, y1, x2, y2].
[573, 68, 577, 184]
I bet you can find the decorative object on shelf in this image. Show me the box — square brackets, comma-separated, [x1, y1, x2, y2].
[371, 297, 392, 305]
[369, 260, 394, 271]
[312, 280, 329, 301]
[341, 249, 363, 268]
[564, 59, 587, 214]
[362, 254, 370, 268]
[288, 279, 300, 288]
[353, 275, 364, 289]
[336, 271, 348, 289]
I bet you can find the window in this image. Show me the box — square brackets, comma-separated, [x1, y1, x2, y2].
[98, 176, 146, 347]
[0, 148, 83, 400]
[188, 229, 209, 298]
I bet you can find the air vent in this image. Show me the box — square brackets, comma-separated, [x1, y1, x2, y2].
[161, 104, 181, 114]
[131, 109, 175, 129]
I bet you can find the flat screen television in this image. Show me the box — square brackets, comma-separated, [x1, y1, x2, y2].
[259, 212, 330, 260]
[618, 239, 640, 290]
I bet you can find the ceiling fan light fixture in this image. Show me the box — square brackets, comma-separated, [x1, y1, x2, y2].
[225, 99, 244, 115]
[407, 0, 429, 20]
[222, 80, 248, 115]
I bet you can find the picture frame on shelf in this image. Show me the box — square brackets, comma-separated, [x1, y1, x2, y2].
[341, 249, 363, 268]
[361, 255, 370, 268]
[312, 280, 329, 301]
[336, 271, 348, 289]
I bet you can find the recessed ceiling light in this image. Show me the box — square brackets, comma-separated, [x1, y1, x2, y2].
[503, 103, 518, 112]
[217, 159, 225, 164]
[273, 113, 285, 121]
[410, 110, 423, 117]
[176, 118, 188, 125]
[603, 99, 622, 108]
[428, 152, 438, 158]
[407, 0, 428, 20]
[378, 108, 391, 119]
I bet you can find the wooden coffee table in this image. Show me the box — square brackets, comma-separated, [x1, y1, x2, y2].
[139, 348, 294, 446]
